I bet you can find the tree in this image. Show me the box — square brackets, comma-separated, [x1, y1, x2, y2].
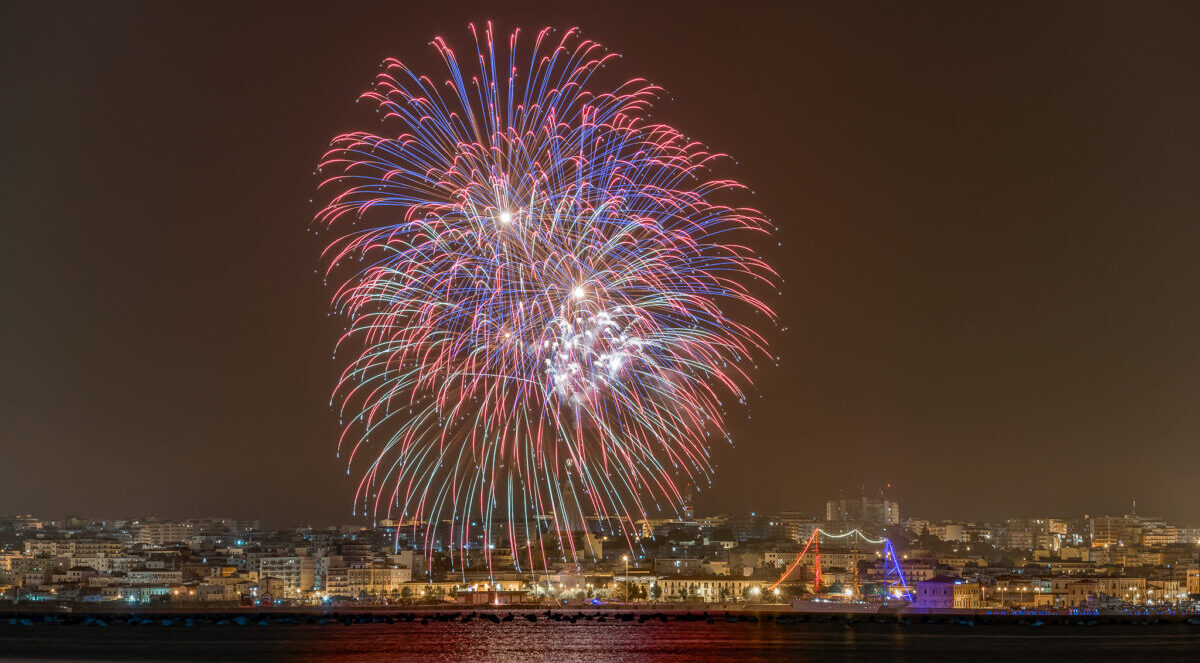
[650, 583, 663, 601]
[401, 586, 412, 603]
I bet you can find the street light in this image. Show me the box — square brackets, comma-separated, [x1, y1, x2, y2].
[622, 555, 630, 602]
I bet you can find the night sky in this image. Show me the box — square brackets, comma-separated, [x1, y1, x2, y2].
[4, 1, 1199, 527]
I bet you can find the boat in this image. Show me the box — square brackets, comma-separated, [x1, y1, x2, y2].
[789, 598, 882, 613]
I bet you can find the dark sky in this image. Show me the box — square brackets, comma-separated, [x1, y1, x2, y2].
[3, 1, 1199, 527]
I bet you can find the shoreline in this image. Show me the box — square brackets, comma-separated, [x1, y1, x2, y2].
[4, 605, 1200, 627]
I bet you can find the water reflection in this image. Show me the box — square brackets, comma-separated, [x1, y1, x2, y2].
[2, 614, 1200, 662]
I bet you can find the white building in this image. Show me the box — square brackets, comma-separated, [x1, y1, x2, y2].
[258, 556, 316, 598]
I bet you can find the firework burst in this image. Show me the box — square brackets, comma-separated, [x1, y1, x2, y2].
[315, 22, 775, 571]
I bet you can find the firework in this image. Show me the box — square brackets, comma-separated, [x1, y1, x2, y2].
[315, 22, 775, 571]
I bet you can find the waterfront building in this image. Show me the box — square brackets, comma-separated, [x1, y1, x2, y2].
[914, 576, 982, 610]
[258, 556, 316, 599]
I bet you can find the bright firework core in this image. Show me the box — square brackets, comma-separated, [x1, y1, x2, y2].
[544, 308, 640, 407]
[315, 22, 776, 571]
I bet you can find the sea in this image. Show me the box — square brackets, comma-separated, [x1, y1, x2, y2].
[3, 613, 1200, 662]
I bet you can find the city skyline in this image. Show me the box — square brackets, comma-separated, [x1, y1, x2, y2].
[4, 496, 1199, 608]
[7, 492, 1196, 532]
